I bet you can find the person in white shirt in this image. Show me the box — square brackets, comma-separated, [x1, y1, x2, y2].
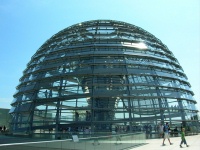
[158, 123, 164, 138]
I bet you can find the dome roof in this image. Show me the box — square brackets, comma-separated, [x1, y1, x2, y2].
[10, 20, 199, 137]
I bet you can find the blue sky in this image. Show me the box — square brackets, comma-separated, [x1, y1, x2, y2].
[0, 0, 200, 111]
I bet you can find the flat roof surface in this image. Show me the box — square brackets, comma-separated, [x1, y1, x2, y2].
[0, 134, 199, 150]
[131, 134, 200, 150]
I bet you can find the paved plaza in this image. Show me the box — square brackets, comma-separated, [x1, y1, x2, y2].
[131, 134, 200, 150]
[0, 134, 199, 150]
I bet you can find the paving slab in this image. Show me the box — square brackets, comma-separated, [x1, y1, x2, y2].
[130, 134, 200, 150]
[1, 134, 199, 150]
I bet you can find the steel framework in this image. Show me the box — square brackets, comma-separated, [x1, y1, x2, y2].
[10, 20, 199, 137]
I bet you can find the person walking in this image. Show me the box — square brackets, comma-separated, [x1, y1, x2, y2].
[180, 128, 189, 148]
[162, 122, 172, 146]
[3, 126, 6, 132]
[158, 123, 164, 138]
[173, 126, 179, 137]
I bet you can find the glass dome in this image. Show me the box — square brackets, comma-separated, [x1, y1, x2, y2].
[10, 20, 199, 137]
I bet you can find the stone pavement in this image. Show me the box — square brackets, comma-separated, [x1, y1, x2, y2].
[130, 134, 200, 150]
[0, 134, 199, 150]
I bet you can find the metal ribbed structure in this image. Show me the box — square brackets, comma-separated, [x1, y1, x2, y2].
[10, 20, 199, 136]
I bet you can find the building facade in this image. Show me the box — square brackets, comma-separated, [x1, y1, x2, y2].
[9, 20, 199, 137]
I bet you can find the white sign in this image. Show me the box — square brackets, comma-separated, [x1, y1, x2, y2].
[72, 135, 79, 142]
